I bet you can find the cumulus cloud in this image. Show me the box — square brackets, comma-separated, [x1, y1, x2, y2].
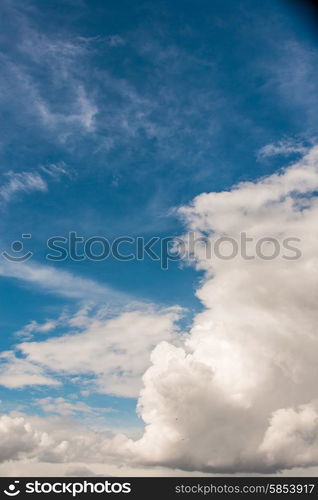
[126, 145, 318, 472]
[0, 413, 125, 465]
[0, 413, 209, 477]
[259, 401, 318, 469]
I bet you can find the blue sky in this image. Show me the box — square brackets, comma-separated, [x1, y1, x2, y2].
[1, 0, 318, 476]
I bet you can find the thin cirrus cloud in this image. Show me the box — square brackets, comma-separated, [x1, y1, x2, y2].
[257, 138, 309, 159]
[34, 396, 114, 417]
[0, 2, 229, 164]
[0, 162, 70, 206]
[0, 171, 47, 205]
[0, 258, 128, 302]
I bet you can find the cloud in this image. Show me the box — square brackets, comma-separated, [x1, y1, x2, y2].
[3, 147, 318, 473]
[64, 465, 105, 477]
[0, 162, 71, 206]
[265, 41, 318, 130]
[0, 1, 230, 166]
[0, 412, 192, 476]
[0, 5, 99, 147]
[0, 351, 59, 389]
[35, 397, 114, 417]
[39, 161, 73, 179]
[0, 259, 127, 302]
[0, 171, 47, 205]
[257, 138, 309, 159]
[259, 401, 318, 470]
[107, 35, 125, 47]
[1, 306, 182, 397]
[0, 413, 121, 464]
[36, 85, 97, 133]
[15, 319, 59, 340]
[125, 145, 318, 472]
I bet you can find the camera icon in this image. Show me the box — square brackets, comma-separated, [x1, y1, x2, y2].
[4, 481, 20, 496]
[2, 234, 33, 262]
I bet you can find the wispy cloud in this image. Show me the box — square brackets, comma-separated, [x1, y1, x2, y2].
[257, 137, 309, 159]
[39, 161, 73, 179]
[0, 162, 71, 206]
[34, 396, 114, 417]
[0, 305, 182, 397]
[0, 351, 59, 389]
[0, 171, 47, 205]
[0, 259, 127, 302]
[36, 85, 98, 133]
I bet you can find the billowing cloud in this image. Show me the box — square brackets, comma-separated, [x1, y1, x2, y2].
[127, 145, 318, 472]
[0, 413, 210, 477]
[259, 401, 318, 469]
[0, 413, 124, 464]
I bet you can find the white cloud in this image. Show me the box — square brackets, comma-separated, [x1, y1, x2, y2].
[39, 161, 73, 179]
[0, 413, 212, 476]
[1, 306, 182, 397]
[0, 351, 59, 389]
[0, 7, 99, 146]
[3, 146, 318, 474]
[0, 2, 227, 162]
[0, 162, 71, 206]
[35, 397, 114, 417]
[16, 319, 59, 340]
[257, 138, 309, 159]
[125, 145, 318, 472]
[0, 413, 120, 464]
[259, 401, 318, 469]
[0, 171, 47, 205]
[36, 86, 97, 133]
[0, 259, 127, 302]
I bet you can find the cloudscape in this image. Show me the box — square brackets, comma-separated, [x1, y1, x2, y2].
[1, 0, 318, 477]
